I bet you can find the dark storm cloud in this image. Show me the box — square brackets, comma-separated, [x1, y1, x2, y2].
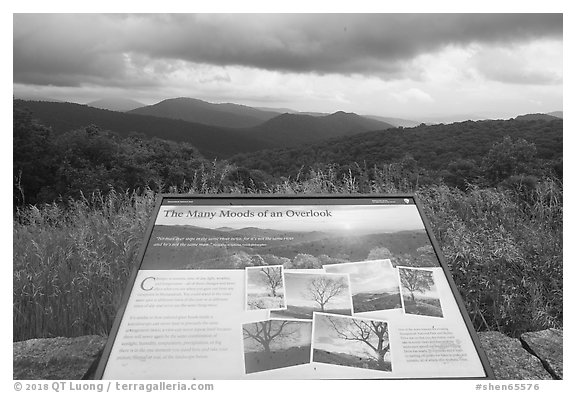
[13, 13, 562, 87]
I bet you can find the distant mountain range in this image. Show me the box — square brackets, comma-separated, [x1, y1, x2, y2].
[16, 93, 562, 126]
[365, 115, 421, 128]
[87, 97, 145, 112]
[516, 112, 563, 121]
[128, 97, 395, 134]
[13, 94, 63, 103]
[547, 111, 563, 119]
[129, 97, 278, 128]
[232, 117, 563, 178]
[14, 100, 273, 158]
[256, 107, 419, 128]
[250, 111, 393, 145]
[14, 96, 562, 162]
[15, 99, 394, 157]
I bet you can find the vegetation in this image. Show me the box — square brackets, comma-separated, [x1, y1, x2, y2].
[244, 346, 311, 374]
[419, 180, 562, 335]
[13, 102, 562, 341]
[13, 103, 253, 206]
[316, 315, 391, 372]
[13, 172, 562, 340]
[12, 100, 273, 161]
[242, 320, 312, 373]
[232, 118, 563, 188]
[13, 189, 156, 340]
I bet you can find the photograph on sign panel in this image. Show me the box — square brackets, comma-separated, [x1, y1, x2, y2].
[141, 204, 441, 271]
[242, 319, 312, 374]
[245, 265, 287, 311]
[323, 259, 401, 313]
[269, 272, 353, 320]
[312, 313, 392, 372]
[398, 267, 444, 318]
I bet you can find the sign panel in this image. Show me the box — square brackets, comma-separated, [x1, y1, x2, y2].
[95, 195, 492, 379]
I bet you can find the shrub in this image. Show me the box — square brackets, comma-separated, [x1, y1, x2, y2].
[13, 189, 155, 341]
[418, 178, 562, 336]
[13, 168, 562, 340]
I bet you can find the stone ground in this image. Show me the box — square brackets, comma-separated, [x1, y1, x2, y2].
[478, 329, 562, 380]
[13, 336, 106, 380]
[13, 329, 562, 380]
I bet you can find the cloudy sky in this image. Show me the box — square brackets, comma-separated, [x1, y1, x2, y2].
[243, 320, 311, 352]
[13, 13, 562, 121]
[324, 260, 399, 294]
[313, 313, 391, 361]
[279, 272, 352, 309]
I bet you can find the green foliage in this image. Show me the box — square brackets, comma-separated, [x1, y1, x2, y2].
[15, 99, 562, 205]
[13, 106, 59, 205]
[13, 189, 156, 341]
[13, 169, 562, 340]
[12, 105, 562, 341]
[481, 136, 538, 184]
[13, 103, 226, 205]
[14, 99, 273, 157]
[232, 118, 562, 190]
[419, 179, 562, 336]
[442, 159, 481, 190]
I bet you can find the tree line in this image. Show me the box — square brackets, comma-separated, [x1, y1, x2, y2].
[231, 118, 562, 190]
[14, 101, 563, 207]
[14, 104, 249, 206]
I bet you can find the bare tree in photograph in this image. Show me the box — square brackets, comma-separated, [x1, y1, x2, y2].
[400, 268, 434, 303]
[242, 320, 298, 355]
[258, 266, 283, 297]
[327, 316, 390, 370]
[304, 276, 347, 311]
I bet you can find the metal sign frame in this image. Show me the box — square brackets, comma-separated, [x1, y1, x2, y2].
[94, 193, 494, 379]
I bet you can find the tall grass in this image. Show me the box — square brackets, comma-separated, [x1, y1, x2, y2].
[13, 166, 562, 341]
[419, 178, 563, 337]
[13, 189, 156, 341]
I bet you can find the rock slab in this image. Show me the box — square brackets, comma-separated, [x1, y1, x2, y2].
[478, 331, 553, 380]
[14, 331, 561, 380]
[521, 328, 563, 379]
[13, 336, 106, 380]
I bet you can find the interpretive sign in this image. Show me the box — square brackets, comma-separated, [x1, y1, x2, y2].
[94, 194, 493, 379]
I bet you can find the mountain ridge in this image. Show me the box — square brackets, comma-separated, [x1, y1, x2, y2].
[232, 117, 563, 178]
[87, 97, 145, 112]
[515, 113, 560, 121]
[547, 111, 563, 119]
[16, 99, 396, 157]
[129, 97, 278, 128]
[249, 111, 394, 146]
[14, 99, 273, 158]
[365, 114, 421, 128]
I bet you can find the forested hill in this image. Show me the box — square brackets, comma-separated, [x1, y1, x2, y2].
[248, 111, 394, 146]
[13, 99, 562, 205]
[13, 99, 274, 158]
[231, 118, 563, 180]
[15, 100, 392, 156]
[129, 97, 278, 128]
